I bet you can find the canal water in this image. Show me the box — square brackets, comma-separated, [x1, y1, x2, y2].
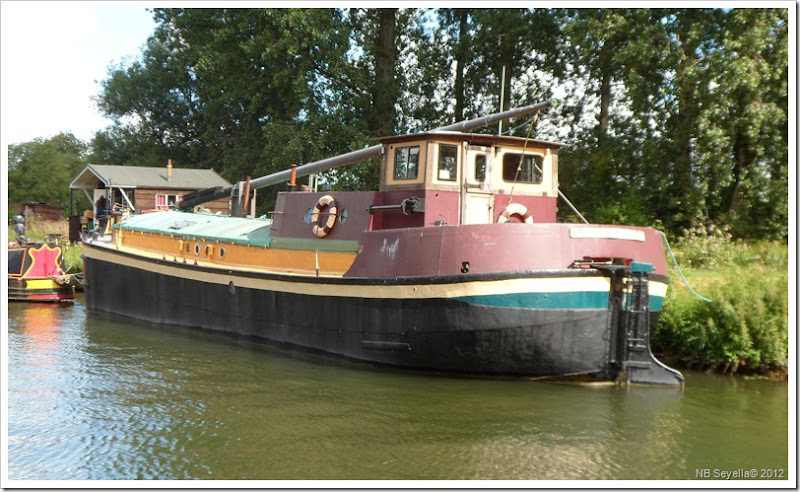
[5, 296, 792, 483]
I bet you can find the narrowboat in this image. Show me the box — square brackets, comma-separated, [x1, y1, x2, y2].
[8, 234, 75, 302]
[81, 102, 684, 384]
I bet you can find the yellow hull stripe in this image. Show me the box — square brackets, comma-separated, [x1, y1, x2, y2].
[19, 278, 62, 290]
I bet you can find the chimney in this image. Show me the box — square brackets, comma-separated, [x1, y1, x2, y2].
[167, 159, 173, 182]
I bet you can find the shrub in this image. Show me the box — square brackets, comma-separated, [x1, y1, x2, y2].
[654, 241, 789, 375]
[671, 223, 737, 269]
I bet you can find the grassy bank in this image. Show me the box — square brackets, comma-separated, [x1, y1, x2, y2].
[653, 227, 789, 377]
[7, 217, 84, 274]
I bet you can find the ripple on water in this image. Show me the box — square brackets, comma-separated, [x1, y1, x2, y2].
[6, 300, 790, 481]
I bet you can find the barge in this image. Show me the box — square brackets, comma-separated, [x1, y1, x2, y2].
[81, 102, 683, 384]
[8, 228, 75, 302]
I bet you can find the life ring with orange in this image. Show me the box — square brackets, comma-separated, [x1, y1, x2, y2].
[311, 195, 338, 237]
[497, 203, 534, 224]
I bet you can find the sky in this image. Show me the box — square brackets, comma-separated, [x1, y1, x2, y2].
[1, 2, 156, 146]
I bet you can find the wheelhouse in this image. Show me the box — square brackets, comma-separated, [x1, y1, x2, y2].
[377, 131, 564, 228]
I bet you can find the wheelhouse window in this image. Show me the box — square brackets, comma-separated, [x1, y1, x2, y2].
[438, 144, 458, 181]
[393, 146, 420, 180]
[502, 153, 544, 183]
[475, 154, 487, 182]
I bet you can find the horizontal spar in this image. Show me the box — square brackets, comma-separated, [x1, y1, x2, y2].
[178, 100, 555, 211]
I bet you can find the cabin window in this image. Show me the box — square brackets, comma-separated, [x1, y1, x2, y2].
[502, 153, 544, 183]
[393, 146, 420, 180]
[438, 144, 458, 181]
[475, 154, 487, 182]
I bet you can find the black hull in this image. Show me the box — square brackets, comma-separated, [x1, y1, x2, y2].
[83, 250, 681, 383]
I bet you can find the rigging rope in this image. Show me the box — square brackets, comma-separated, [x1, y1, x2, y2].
[660, 231, 713, 303]
[506, 113, 539, 205]
[501, 116, 537, 136]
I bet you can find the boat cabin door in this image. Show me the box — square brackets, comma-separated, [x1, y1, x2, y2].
[460, 144, 494, 224]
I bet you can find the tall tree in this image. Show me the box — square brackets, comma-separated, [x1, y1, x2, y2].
[652, 9, 724, 231]
[438, 8, 475, 123]
[96, 9, 371, 197]
[326, 8, 402, 191]
[554, 7, 787, 239]
[393, 9, 451, 132]
[8, 133, 90, 214]
[90, 7, 787, 239]
[695, 8, 788, 238]
[469, 9, 560, 132]
[556, 9, 671, 225]
[346, 8, 400, 137]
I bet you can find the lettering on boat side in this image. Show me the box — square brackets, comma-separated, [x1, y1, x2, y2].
[380, 237, 400, 260]
[569, 227, 646, 242]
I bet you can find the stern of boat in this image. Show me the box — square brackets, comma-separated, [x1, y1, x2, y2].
[582, 259, 684, 385]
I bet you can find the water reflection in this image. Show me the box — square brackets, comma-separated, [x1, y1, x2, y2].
[6, 299, 789, 481]
[8, 302, 84, 479]
[20, 303, 63, 360]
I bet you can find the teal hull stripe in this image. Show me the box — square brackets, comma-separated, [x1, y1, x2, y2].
[455, 292, 665, 311]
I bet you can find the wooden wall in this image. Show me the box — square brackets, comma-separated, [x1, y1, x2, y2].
[22, 203, 65, 221]
[133, 188, 230, 215]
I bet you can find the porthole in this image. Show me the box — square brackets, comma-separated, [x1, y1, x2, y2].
[304, 208, 314, 224]
[219, 247, 226, 258]
[339, 209, 348, 224]
[185, 242, 191, 253]
[205, 245, 213, 256]
[194, 243, 200, 255]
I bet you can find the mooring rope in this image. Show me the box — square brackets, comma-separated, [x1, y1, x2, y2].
[660, 231, 713, 303]
[52, 274, 73, 286]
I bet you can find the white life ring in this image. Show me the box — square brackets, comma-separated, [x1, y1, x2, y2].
[497, 203, 534, 224]
[311, 195, 338, 237]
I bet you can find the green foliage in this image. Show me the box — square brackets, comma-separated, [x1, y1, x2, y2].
[90, 125, 170, 167]
[94, 8, 372, 183]
[671, 224, 738, 269]
[554, 8, 787, 238]
[7, 133, 91, 214]
[590, 192, 651, 226]
[670, 223, 789, 270]
[16, 6, 777, 245]
[654, 241, 788, 374]
[693, 9, 789, 240]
